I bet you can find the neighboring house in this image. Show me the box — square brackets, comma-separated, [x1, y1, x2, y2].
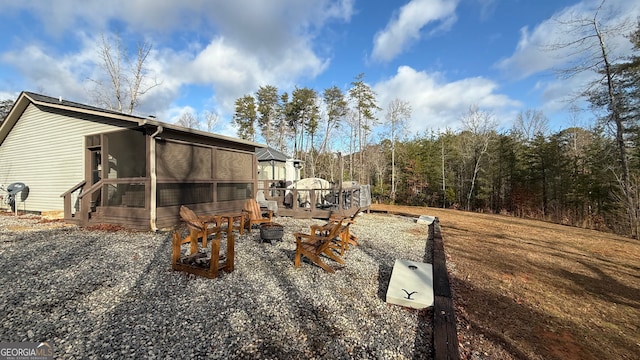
[254, 146, 370, 219]
[0, 91, 264, 230]
[256, 146, 303, 186]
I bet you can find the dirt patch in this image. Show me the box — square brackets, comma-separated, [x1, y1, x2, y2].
[5, 225, 35, 231]
[370, 204, 640, 360]
[84, 223, 128, 232]
[41, 210, 65, 220]
[406, 225, 429, 237]
[538, 328, 594, 360]
[0, 211, 72, 231]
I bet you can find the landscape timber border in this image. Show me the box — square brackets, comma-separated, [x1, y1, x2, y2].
[370, 207, 460, 359]
[430, 218, 460, 360]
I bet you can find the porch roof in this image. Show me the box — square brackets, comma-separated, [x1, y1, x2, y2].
[0, 91, 265, 149]
[256, 147, 290, 162]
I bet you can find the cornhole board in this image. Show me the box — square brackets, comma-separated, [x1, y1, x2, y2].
[386, 259, 434, 309]
[416, 215, 436, 225]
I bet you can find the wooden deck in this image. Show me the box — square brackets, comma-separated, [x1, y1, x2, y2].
[257, 180, 369, 220]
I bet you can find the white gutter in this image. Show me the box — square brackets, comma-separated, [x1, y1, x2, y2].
[149, 126, 163, 231]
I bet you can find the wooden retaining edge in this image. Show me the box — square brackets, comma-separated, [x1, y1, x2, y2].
[431, 218, 460, 360]
[369, 208, 460, 358]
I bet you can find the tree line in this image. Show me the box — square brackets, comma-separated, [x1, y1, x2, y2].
[1, 1, 636, 237]
[233, 14, 640, 238]
[232, 73, 386, 184]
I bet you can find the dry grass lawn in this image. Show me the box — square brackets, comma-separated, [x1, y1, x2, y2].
[370, 204, 640, 360]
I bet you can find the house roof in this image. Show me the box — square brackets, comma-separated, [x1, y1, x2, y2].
[256, 147, 290, 162]
[25, 92, 140, 118]
[0, 91, 265, 148]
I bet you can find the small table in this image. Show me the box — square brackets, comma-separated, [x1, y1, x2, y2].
[171, 224, 229, 279]
[203, 212, 249, 272]
[173, 209, 250, 279]
[210, 211, 249, 235]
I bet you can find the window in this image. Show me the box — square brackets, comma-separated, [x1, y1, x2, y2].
[104, 183, 146, 208]
[215, 150, 253, 180]
[157, 183, 213, 207]
[156, 141, 212, 180]
[105, 130, 146, 178]
[217, 183, 253, 202]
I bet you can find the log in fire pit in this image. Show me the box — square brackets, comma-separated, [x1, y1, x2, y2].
[260, 222, 284, 243]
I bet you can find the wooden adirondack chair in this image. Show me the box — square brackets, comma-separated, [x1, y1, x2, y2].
[294, 219, 344, 273]
[243, 198, 273, 230]
[178, 205, 209, 253]
[172, 205, 225, 278]
[327, 208, 361, 256]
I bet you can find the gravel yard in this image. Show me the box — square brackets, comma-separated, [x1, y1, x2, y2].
[0, 212, 433, 359]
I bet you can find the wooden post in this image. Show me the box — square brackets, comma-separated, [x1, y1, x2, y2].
[188, 229, 198, 255]
[226, 228, 234, 272]
[210, 236, 220, 279]
[339, 152, 343, 210]
[171, 232, 181, 266]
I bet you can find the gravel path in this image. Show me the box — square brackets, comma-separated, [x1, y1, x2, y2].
[0, 212, 433, 359]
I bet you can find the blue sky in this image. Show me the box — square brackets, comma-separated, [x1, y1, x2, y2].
[0, 0, 638, 143]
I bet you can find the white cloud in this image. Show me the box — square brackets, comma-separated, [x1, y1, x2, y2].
[494, 0, 640, 129]
[1, 43, 97, 101]
[477, 0, 498, 21]
[372, 0, 459, 62]
[535, 71, 595, 115]
[131, 34, 328, 122]
[0, 1, 354, 43]
[373, 66, 521, 135]
[0, 0, 352, 125]
[0, 91, 20, 102]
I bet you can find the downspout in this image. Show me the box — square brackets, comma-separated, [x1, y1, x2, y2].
[149, 126, 163, 231]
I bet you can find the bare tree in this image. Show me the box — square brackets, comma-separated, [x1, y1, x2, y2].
[203, 111, 220, 132]
[91, 33, 161, 114]
[546, 0, 638, 236]
[345, 109, 358, 181]
[0, 98, 14, 122]
[174, 109, 220, 132]
[349, 73, 381, 184]
[368, 144, 388, 200]
[384, 98, 412, 203]
[461, 105, 497, 211]
[175, 110, 201, 129]
[276, 92, 293, 153]
[513, 109, 549, 143]
[439, 128, 455, 208]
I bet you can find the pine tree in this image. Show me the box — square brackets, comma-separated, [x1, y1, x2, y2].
[233, 95, 257, 141]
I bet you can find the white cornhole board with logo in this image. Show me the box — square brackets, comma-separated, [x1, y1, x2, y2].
[416, 215, 436, 225]
[386, 259, 434, 309]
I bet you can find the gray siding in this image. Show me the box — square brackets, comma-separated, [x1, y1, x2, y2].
[0, 104, 121, 212]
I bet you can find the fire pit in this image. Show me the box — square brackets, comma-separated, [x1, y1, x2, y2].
[260, 222, 284, 243]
